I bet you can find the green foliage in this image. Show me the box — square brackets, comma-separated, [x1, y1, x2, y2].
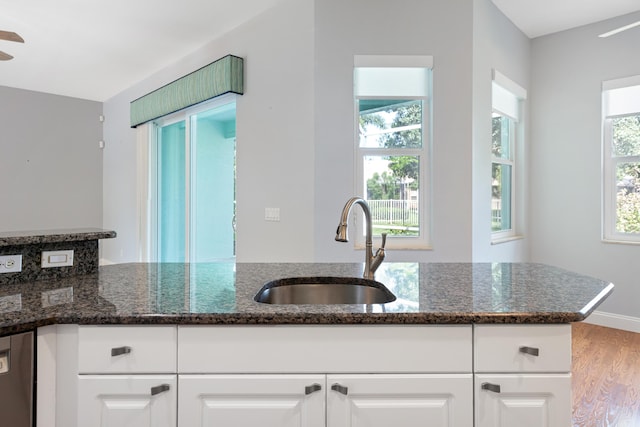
[389, 156, 419, 184]
[359, 108, 386, 130]
[612, 115, 640, 157]
[367, 172, 399, 200]
[617, 191, 640, 233]
[378, 102, 423, 149]
[613, 115, 640, 233]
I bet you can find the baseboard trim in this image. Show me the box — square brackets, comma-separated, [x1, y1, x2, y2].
[584, 310, 640, 333]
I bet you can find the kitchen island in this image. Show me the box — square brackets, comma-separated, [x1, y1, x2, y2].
[0, 262, 613, 427]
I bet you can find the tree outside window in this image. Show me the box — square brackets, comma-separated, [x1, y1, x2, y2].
[603, 78, 640, 242]
[611, 115, 640, 233]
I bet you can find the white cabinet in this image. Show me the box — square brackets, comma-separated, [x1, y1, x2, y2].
[77, 325, 176, 374]
[473, 324, 572, 427]
[179, 374, 325, 427]
[177, 325, 472, 374]
[75, 326, 178, 427]
[37, 323, 572, 427]
[178, 374, 472, 427]
[474, 374, 570, 427]
[177, 326, 473, 427]
[327, 374, 473, 427]
[78, 375, 177, 427]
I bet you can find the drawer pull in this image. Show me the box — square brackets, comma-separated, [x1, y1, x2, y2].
[481, 382, 501, 393]
[519, 346, 540, 356]
[111, 346, 132, 357]
[331, 383, 348, 395]
[305, 383, 322, 395]
[150, 384, 170, 396]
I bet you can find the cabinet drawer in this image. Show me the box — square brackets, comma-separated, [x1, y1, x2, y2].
[178, 325, 472, 373]
[78, 326, 177, 374]
[474, 324, 571, 373]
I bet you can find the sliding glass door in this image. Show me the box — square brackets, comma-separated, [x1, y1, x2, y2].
[152, 98, 236, 262]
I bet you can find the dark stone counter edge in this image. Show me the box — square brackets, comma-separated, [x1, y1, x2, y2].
[0, 279, 614, 338]
[0, 306, 609, 338]
[0, 229, 117, 247]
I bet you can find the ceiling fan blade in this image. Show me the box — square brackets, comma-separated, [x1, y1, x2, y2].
[0, 50, 14, 61]
[0, 30, 24, 43]
[598, 20, 640, 38]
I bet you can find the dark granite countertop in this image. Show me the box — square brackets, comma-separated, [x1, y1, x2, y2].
[0, 228, 116, 247]
[0, 262, 613, 336]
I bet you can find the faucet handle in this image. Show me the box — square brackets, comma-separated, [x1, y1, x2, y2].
[380, 233, 387, 249]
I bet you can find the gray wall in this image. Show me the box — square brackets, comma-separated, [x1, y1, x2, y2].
[471, 0, 531, 261]
[100, 0, 531, 265]
[0, 86, 103, 231]
[530, 11, 640, 322]
[102, 0, 315, 263]
[314, 0, 475, 262]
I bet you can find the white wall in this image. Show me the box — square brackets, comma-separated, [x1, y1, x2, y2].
[314, 0, 475, 263]
[0, 86, 103, 231]
[102, 0, 315, 263]
[530, 12, 640, 324]
[471, 0, 530, 261]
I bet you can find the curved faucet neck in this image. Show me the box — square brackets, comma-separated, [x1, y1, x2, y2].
[336, 197, 379, 279]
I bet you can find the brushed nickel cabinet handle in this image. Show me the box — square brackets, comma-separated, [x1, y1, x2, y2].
[331, 383, 348, 395]
[519, 346, 540, 356]
[481, 382, 501, 393]
[111, 346, 132, 357]
[150, 384, 170, 396]
[305, 383, 322, 395]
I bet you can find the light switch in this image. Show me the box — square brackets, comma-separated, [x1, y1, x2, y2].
[265, 207, 280, 222]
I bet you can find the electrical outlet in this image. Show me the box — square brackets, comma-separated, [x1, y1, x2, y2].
[0, 255, 22, 273]
[41, 250, 74, 268]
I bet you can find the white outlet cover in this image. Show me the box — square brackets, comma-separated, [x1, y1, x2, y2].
[0, 254, 22, 273]
[41, 250, 74, 268]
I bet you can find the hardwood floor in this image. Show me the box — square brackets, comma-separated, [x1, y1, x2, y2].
[572, 322, 640, 426]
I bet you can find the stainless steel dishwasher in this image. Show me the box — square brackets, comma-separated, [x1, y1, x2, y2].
[0, 331, 33, 427]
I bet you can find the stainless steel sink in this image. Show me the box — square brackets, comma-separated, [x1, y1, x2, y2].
[254, 276, 396, 305]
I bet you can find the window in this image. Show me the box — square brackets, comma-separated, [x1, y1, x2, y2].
[492, 113, 514, 233]
[138, 95, 237, 262]
[354, 55, 432, 249]
[491, 71, 526, 241]
[602, 76, 640, 243]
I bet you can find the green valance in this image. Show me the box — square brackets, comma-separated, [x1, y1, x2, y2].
[130, 54, 243, 128]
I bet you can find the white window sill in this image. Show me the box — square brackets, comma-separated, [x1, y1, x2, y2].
[491, 235, 525, 245]
[602, 237, 640, 246]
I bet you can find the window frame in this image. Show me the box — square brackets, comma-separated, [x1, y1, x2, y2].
[602, 114, 640, 243]
[602, 76, 640, 243]
[353, 56, 433, 250]
[491, 112, 516, 240]
[490, 70, 526, 244]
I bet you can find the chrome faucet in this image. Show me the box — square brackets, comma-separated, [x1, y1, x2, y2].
[335, 197, 387, 280]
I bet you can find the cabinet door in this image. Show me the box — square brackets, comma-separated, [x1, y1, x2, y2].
[179, 374, 325, 427]
[475, 374, 571, 427]
[327, 374, 473, 427]
[77, 375, 176, 427]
